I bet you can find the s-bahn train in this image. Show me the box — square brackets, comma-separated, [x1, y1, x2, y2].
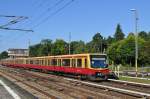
[0, 53, 118, 80]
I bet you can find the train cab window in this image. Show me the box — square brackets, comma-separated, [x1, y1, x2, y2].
[77, 59, 82, 67]
[62, 59, 70, 66]
[90, 55, 107, 68]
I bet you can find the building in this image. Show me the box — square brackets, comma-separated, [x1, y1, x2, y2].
[8, 48, 29, 59]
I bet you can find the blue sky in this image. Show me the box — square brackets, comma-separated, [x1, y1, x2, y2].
[0, 0, 150, 52]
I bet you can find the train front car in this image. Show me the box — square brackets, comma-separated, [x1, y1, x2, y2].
[89, 54, 118, 80]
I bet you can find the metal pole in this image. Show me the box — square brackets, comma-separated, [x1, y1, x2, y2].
[69, 32, 71, 55]
[101, 37, 103, 53]
[28, 39, 30, 57]
[131, 9, 138, 77]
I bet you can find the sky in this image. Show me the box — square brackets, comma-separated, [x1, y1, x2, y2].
[0, 0, 150, 52]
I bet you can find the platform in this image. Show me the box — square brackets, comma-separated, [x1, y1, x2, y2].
[0, 80, 14, 99]
[0, 76, 36, 99]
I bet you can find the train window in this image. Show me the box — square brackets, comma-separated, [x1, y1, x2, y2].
[62, 59, 70, 66]
[72, 59, 76, 67]
[51, 59, 57, 66]
[26, 60, 30, 64]
[44, 59, 47, 65]
[85, 59, 87, 68]
[35, 60, 39, 65]
[48, 60, 51, 65]
[58, 59, 61, 66]
[39, 60, 41, 65]
[41, 60, 43, 65]
[30, 60, 33, 64]
[77, 59, 82, 67]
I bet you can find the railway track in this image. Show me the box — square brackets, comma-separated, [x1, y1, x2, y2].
[0, 66, 114, 99]
[107, 79, 150, 93]
[0, 65, 150, 99]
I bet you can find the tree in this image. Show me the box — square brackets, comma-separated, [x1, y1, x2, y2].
[29, 44, 42, 57]
[70, 40, 87, 54]
[128, 32, 134, 37]
[107, 41, 122, 65]
[51, 39, 68, 55]
[0, 51, 9, 60]
[139, 39, 150, 65]
[107, 35, 145, 66]
[107, 36, 115, 44]
[138, 31, 148, 40]
[86, 33, 105, 53]
[29, 39, 53, 56]
[114, 24, 125, 41]
[106, 36, 115, 50]
[148, 32, 150, 39]
[40, 39, 52, 56]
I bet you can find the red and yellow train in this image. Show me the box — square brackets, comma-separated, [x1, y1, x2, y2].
[0, 53, 118, 80]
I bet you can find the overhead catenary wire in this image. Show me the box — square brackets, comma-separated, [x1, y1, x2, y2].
[0, 27, 33, 32]
[30, 0, 65, 27]
[0, 0, 49, 44]
[17, 0, 73, 30]
[0, 16, 28, 28]
[32, 0, 74, 29]
[0, 15, 17, 18]
[0, 1, 43, 49]
[0, 15, 33, 47]
[17, 0, 49, 28]
[2, 0, 74, 48]
[15, 0, 74, 42]
[0, 15, 33, 32]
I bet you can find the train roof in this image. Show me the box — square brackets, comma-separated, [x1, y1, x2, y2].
[2, 53, 107, 60]
[27, 53, 107, 59]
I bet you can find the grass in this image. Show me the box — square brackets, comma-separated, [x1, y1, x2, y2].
[119, 76, 150, 84]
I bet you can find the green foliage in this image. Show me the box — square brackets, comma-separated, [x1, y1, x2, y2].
[86, 33, 106, 53]
[51, 39, 68, 55]
[139, 31, 148, 40]
[70, 40, 87, 54]
[114, 24, 125, 41]
[148, 32, 150, 39]
[107, 36, 115, 44]
[0, 51, 9, 60]
[107, 35, 146, 66]
[139, 39, 150, 65]
[29, 39, 52, 56]
[40, 39, 52, 56]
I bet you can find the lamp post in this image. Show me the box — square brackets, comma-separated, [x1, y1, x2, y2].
[130, 9, 138, 77]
